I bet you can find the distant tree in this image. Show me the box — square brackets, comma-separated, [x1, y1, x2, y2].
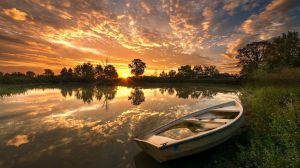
[0, 72, 3, 76]
[95, 64, 104, 79]
[11, 72, 25, 76]
[81, 62, 95, 80]
[74, 63, 95, 81]
[44, 69, 54, 77]
[159, 70, 168, 78]
[104, 65, 118, 79]
[203, 65, 219, 77]
[128, 59, 146, 77]
[168, 70, 176, 77]
[236, 41, 270, 76]
[67, 68, 73, 77]
[60, 67, 68, 77]
[26, 71, 35, 77]
[177, 65, 193, 78]
[74, 65, 82, 77]
[193, 65, 203, 77]
[265, 31, 300, 70]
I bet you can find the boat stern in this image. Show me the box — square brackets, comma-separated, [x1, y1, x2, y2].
[133, 138, 169, 162]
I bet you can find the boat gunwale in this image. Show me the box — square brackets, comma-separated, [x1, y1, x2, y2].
[134, 100, 243, 150]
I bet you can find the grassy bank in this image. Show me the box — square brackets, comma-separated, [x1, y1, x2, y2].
[196, 86, 300, 168]
[235, 87, 300, 168]
[245, 68, 300, 85]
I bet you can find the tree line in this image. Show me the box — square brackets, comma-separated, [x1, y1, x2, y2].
[236, 31, 300, 78]
[0, 63, 119, 84]
[0, 58, 236, 84]
[159, 65, 221, 78]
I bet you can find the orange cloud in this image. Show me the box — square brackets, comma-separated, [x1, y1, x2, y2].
[202, 7, 214, 31]
[223, 0, 240, 13]
[140, 1, 151, 14]
[2, 8, 27, 21]
[6, 135, 29, 147]
[241, 19, 254, 34]
[223, 53, 234, 59]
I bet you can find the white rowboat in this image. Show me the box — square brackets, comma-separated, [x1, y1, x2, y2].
[133, 100, 243, 162]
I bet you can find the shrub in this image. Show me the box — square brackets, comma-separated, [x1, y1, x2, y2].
[238, 87, 300, 168]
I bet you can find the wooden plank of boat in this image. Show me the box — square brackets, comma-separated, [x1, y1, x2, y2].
[133, 100, 243, 162]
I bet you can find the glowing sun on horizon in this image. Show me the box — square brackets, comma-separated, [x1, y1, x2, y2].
[119, 69, 131, 78]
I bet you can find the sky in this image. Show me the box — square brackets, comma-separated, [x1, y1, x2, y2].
[0, 0, 300, 77]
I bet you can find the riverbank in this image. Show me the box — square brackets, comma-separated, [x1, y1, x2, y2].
[199, 86, 300, 168]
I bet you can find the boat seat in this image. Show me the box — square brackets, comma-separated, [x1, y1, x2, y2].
[145, 135, 176, 146]
[199, 118, 232, 123]
[211, 106, 240, 112]
[185, 118, 231, 123]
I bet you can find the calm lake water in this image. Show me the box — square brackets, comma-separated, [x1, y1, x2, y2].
[0, 84, 239, 168]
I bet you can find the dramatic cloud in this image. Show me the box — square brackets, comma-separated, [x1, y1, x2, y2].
[241, 0, 300, 38]
[2, 8, 27, 21]
[0, 0, 299, 75]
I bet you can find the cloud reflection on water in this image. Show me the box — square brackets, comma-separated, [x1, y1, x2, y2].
[0, 85, 239, 168]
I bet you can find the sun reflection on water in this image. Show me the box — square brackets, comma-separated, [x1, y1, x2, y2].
[0, 85, 239, 167]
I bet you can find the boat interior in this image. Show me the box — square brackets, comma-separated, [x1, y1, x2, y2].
[143, 104, 241, 146]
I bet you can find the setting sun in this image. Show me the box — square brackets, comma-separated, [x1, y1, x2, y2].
[119, 69, 131, 78]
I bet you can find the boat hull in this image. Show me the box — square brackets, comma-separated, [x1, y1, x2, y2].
[135, 115, 243, 162]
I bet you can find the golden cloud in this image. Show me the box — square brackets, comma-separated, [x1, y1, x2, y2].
[202, 7, 214, 31]
[2, 8, 27, 21]
[6, 135, 29, 147]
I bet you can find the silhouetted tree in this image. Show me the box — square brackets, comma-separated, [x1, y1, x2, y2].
[43, 69, 54, 77]
[60, 67, 68, 77]
[11, 72, 25, 76]
[67, 68, 73, 77]
[104, 65, 118, 79]
[193, 65, 203, 78]
[128, 88, 145, 105]
[236, 41, 270, 76]
[74, 65, 83, 77]
[74, 63, 95, 81]
[26, 71, 35, 77]
[81, 62, 95, 80]
[95, 64, 104, 79]
[159, 70, 168, 78]
[128, 59, 146, 77]
[168, 70, 176, 77]
[177, 65, 194, 78]
[0, 72, 3, 76]
[265, 31, 300, 70]
[203, 65, 219, 77]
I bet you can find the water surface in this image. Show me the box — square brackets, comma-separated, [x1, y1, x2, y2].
[0, 84, 239, 168]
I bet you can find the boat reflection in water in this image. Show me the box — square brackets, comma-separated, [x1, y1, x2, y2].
[0, 84, 240, 168]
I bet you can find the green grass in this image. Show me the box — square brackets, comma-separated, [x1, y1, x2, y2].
[247, 68, 300, 85]
[235, 87, 300, 168]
